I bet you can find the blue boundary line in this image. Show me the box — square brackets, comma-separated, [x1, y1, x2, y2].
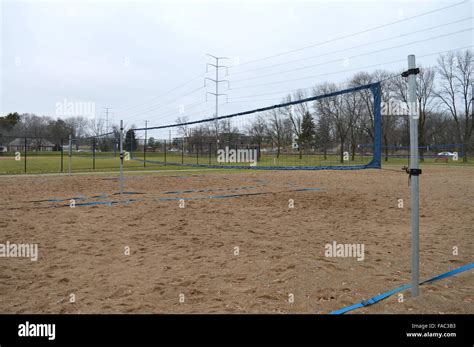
[162, 185, 266, 195]
[41, 191, 143, 203]
[329, 263, 474, 314]
[158, 187, 324, 201]
[159, 191, 269, 200]
[62, 199, 142, 207]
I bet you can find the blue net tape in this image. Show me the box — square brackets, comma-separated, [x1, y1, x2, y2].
[330, 263, 474, 314]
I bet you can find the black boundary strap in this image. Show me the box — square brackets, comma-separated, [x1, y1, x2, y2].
[402, 166, 422, 186]
[401, 67, 420, 77]
[407, 168, 422, 176]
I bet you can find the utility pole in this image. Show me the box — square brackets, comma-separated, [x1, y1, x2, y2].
[205, 54, 230, 148]
[68, 134, 72, 176]
[119, 120, 124, 194]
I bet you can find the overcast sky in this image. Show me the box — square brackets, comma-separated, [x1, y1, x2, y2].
[1, 0, 472, 138]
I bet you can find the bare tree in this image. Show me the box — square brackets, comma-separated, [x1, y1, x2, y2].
[343, 91, 363, 161]
[86, 118, 106, 151]
[434, 50, 473, 162]
[266, 109, 285, 158]
[351, 70, 400, 161]
[176, 116, 190, 138]
[66, 116, 90, 138]
[392, 66, 436, 161]
[314, 83, 355, 163]
[88, 118, 106, 137]
[350, 71, 376, 141]
[219, 119, 239, 147]
[15, 114, 51, 150]
[313, 111, 333, 160]
[175, 116, 190, 152]
[286, 90, 309, 159]
[188, 125, 207, 155]
[246, 114, 267, 153]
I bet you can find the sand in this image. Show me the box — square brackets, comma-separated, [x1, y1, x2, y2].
[0, 167, 472, 314]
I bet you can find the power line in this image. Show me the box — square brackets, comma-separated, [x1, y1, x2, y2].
[117, 98, 214, 129]
[228, 97, 285, 104]
[116, 72, 206, 114]
[144, 100, 210, 124]
[230, 17, 473, 76]
[230, 28, 473, 84]
[230, 88, 312, 100]
[159, 100, 208, 117]
[234, 0, 469, 67]
[119, 85, 205, 121]
[122, 53, 240, 124]
[230, 45, 474, 90]
[129, 99, 208, 122]
[120, 85, 205, 119]
[144, 104, 219, 129]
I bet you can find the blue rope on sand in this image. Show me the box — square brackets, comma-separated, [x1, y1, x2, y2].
[72, 199, 141, 207]
[162, 185, 265, 195]
[159, 187, 323, 201]
[294, 188, 323, 192]
[330, 263, 474, 314]
[159, 192, 268, 201]
[43, 191, 143, 203]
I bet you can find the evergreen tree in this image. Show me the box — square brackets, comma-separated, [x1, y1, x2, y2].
[125, 129, 138, 152]
[300, 111, 316, 150]
[315, 114, 332, 160]
[0, 112, 20, 132]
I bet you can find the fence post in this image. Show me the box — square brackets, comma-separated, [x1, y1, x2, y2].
[164, 140, 167, 166]
[120, 120, 124, 194]
[181, 138, 184, 164]
[61, 138, 64, 173]
[196, 144, 199, 164]
[68, 135, 72, 176]
[24, 137, 27, 173]
[92, 137, 96, 170]
[209, 142, 212, 165]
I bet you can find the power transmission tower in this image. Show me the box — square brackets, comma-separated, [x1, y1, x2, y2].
[102, 107, 113, 133]
[204, 54, 230, 147]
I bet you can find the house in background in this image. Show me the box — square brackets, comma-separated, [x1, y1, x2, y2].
[8, 138, 55, 152]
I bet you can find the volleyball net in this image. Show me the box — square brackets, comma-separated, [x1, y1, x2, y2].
[130, 82, 382, 170]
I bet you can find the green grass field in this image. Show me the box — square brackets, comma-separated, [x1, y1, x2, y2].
[0, 151, 472, 175]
